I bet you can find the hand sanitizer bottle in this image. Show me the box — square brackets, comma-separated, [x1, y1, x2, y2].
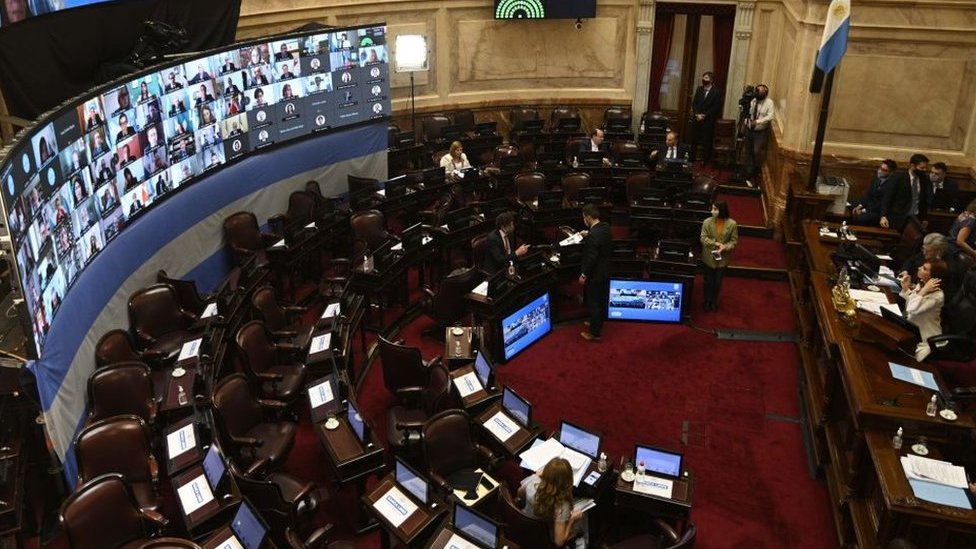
[925, 395, 938, 417]
[892, 427, 903, 450]
[598, 452, 608, 473]
[507, 260, 516, 278]
[177, 385, 188, 406]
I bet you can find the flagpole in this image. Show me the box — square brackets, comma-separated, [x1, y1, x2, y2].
[808, 68, 835, 192]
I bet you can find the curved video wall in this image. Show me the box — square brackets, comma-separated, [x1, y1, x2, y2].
[0, 23, 391, 356]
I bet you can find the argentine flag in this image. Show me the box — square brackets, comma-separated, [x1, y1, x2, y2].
[816, 0, 850, 73]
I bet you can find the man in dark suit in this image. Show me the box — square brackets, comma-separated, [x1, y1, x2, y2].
[852, 159, 896, 225]
[928, 161, 959, 210]
[579, 203, 612, 341]
[484, 211, 529, 274]
[649, 131, 690, 164]
[690, 71, 722, 163]
[881, 153, 930, 230]
[578, 128, 609, 154]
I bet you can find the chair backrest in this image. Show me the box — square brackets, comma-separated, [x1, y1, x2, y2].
[625, 171, 652, 204]
[564, 136, 590, 165]
[223, 211, 264, 255]
[378, 336, 429, 396]
[236, 320, 278, 377]
[138, 538, 204, 549]
[87, 362, 155, 424]
[713, 119, 736, 141]
[348, 174, 379, 194]
[605, 106, 633, 127]
[285, 190, 318, 226]
[510, 107, 540, 132]
[497, 488, 556, 549]
[430, 268, 482, 325]
[251, 285, 288, 332]
[212, 373, 263, 441]
[668, 523, 697, 549]
[549, 106, 581, 130]
[613, 140, 643, 164]
[349, 209, 387, 249]
[452, 109, 476, 133]
[494, 144, 520, 160]
[75, 415, 154, 486]
[94, 329, 142, 367]
[422, 409, 478, 477]
[305, 179, 325, 200]
[422, 115, 452, 142]
[515, 172, 546, 203]
[157, 269, 208, 315]
[227, 461, 292, 531]
[61, 474, 148, 549]
[561, 172, 591, 204]
[128, 284, 187, 343]
[471, 234, 489, 269]
[422, 363, 456, 415]
[893, 217, 925, 268]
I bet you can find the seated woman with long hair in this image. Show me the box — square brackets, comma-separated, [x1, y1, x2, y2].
[518, 457, 584, 547]
[899, 259, 949, 361]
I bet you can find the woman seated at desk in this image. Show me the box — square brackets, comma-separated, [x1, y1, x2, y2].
[948, 199, 976, 260]
[439, 140, 471, 180]
[518, 457, 586, 548]
[898, 259, 949, 361]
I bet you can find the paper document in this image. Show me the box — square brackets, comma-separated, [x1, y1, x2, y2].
[573, 497, 596, 514]
[177, 474, 214, 515]
[201, 302, 218, 319]
[819, 229, 839, 238]
[889, 362, 939, 391]
[561, 446, 592, 486]
[452, 372, 481, 398]
[901, 455, 968, 488]
[391, 242, 403, 251]
[519, 438, 567, 472]
[305, 221, 316, 229]
[321, 302, 341, 319]
[471, 281, 489, 296]
[908, 478, 973, 509]
[372, 486, 417, 527]
[876, 253, 893, 260]
[178, 338, 202, 362]
[857, 302, 901, 317]
[166, 424, 196, 460]
[484, 411, 519, 442]
[560, 232, 583, 247]
[445, 533, 481, 549]
[879, 266, 895, 277]
[272, 238, 286, 248]
[849, 289, 889, 304]
[308, 379, 335, 409]
[309, 333, 332, 355]
[213, 535, 244, 549]
[632, 475, 674, 499]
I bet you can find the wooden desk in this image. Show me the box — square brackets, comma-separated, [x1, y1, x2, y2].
[613, 471, 693, 521]
[316, 412, 385, 533]
[425, 526, 518, 549]
[202, 525, 279, 549]
[363, 474, 447, 548]
[475, 403, 541, 458]
[443, 326, 481, 365]
[163, 415, 205, 475]
[171, 464, 240, 538]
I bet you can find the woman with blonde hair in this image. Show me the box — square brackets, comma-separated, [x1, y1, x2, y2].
[518, 457, 584, 547]
[439, 140, 471, 178]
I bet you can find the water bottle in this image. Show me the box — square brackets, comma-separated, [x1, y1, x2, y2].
[892, 427, 903, 450]
[454, 338, 462, 357]
[507, 260, 516, 278]
[177, 385, 188, 406]
[597, 452, 608, 473]
[925, 395, 938, 417]
[637, 460, 645, 477]
[840, 221, 848, 238]
[640, 120, 645, 133]
[572, 156, 579, 168]
[363, 252, 373, 272]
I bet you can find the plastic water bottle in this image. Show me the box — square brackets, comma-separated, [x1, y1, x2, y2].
[573, 156, 579, 168]
[507, 260, 516, 278]
[597, 452, 608, 473]
[363, 252, 373, 272]
[840, 221, 848, 238]
[454, 338, 462, 357]
[892, 427, 903, 450]
[637, 460, 645, 477]
[640, 120, 645, 133]
[177, 385, 188, 406]
[925, 395, 938, 417]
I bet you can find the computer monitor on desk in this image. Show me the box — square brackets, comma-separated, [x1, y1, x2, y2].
[558, 420, 602, 460]
[501, 386, 532, 427]
[395, 456, 430, 505]
[419, 165, 447, 186]
[347, 400, 370, 445]
[579, 151, 605, 167]
[556, 117, 581, 132]
[223, 498, 268, 549]
[202, 444, 228, 494]
[522, 119, 544, 134]
[441, 124, 463, 140]
[661, 159, 690, 172]
[453, 504, 500, 549]
[634, 444, 683, 479]
[473, 349, 495, 390]
[395, 131, 417, 148]
[501, 292, 552, 361]
[579, 186, 606, 204]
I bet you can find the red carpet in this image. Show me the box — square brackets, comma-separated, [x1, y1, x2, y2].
[731, 236, 787, 270]
[718, 193, 766, 228]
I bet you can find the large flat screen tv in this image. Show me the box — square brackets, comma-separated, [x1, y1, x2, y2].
[501, 292, 551, 361]
[607, 279, 686, 323]
[494, 0, 596, 20]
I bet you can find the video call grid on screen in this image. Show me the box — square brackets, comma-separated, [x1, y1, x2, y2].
[0, 23, 391, 353]
[607, 279, 684, 323]
[501, 292, 552, 361]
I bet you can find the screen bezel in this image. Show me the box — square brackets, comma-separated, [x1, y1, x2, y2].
[500, 291, 551, 362]
[394, 456, 429, 505]
[607, 278, 687, 324]
[453, 503, 500, 548]
[473, 348, 493, 388]
[501, 386, 532, 427]
[634, 443, 683, 479]
[557, 420, 601, 460]
[231, 497, 269, 549]
[346, 400, 368, 444]
[202, 444, 226, 491]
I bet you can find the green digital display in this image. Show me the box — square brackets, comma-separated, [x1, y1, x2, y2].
[495, 0, 546, 19]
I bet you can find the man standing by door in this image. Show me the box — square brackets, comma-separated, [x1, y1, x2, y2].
[690, 71, 723, 164]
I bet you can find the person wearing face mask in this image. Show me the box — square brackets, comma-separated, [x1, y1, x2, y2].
[928, 161, 959, 210]
[745, 84, 774, 183]
[851, 159, 897, 225]
[700, 200, 738, 312]
[690, 71, 723, 164]
[880, 153, 930, 230]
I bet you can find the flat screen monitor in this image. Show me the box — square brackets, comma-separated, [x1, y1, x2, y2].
[394, 456, 429, 504]
[557, 420, 601, 459]
[347, 400, 368, 444]
[453, 504, 500, 548]
[501, 292, 551, 361]
[383, 174, 410, 199]
[231, 498, 269, 549]
[579, 150, 605, 166]
[607, 117, 632, 132]
[202, 444, 226, 491]
[555, 117, 581, 132]
[306, 375, 338, 423]
[608, 279, 684, 323]
[634, 444, 683, 479]
[521, 119, 544, 133]
[474, 122, 497, 135]
[473, 349, 494, 388]
[501, 386, 531, 427]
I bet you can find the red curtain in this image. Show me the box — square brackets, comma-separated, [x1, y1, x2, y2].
[648, 12, 675, 112]
[712, 14, 735, 97]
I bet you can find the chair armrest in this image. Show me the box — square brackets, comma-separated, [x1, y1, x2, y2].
[272, 330, 299, 339]
[255, 371, 285, 383]
[148, 455, 159, 486]
[303, 523, 334, 549]
[231, 435, 263, 448]
[141, 349, 167, 361]
[928, 334, 975, 348]
[134, 329, 157, 347]
[245, 458, 271, 477]
[282, 305, 308, 315]
[429, 471, 451, 492]
[950, 386, 976, 399]
[424, 355, 442, 369]
[395, 386, 424, 403]
[653, 518, 679, 544]
[475, 444, 498, 467]
[257, 398, 290, 411]
[180, 309, 199, 324]
[141, 508, 169, 530]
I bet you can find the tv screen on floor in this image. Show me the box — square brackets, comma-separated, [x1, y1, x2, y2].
[501, 292, 551, 361]
[607, 279, 684, 323]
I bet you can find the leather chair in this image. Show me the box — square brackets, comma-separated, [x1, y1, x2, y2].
[128, 283, 197, 358]
[156, 270, 212, 317]
[893, 217, 925, 269]
[348, 175, 383, 211]
[318, 258, 353, 302]
[421, 409, 497, 494]
[452, 109, 476, 135]
[87, 362, 157, 426]
[613, 140, 645, 166]
[229, 461, 323, 543]
[625, 171, 653, 205]
[494, 145, 523, 176]
[712, 118, 737, 167]
[604, 106, 633, 133]
[269, 190, 319, 237]
[610, 520, 697, 549]
[74, 416, 162, 516]
[212, 373, 297, 476]
[515, 172, 546, 207]
[285, 524, 357, 549]
[349, 209, 391, 251]
[378, 336, 437, 403]
[306, 180, 340, 217]
[251, 285, 313, 350]
[422, 268, 483, 334]
[509, 107, 541, 141]
[387, 362, 455, 456]
[138, 538, 204, 549]
[564, 136, 590, 166]
[223, 211, 280, 267]
[560, 172, 591, 207]
[497, 487, 557, 549]
[422, 114, 452, 143]
[235, 320, 307, 405]
[471, 234, 489, 270]
[95, 329, 165, 368]
[549, 106, 581, 134]
[60, 473, 166, 549]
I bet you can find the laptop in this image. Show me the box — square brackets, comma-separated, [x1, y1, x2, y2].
[501, 386, 532, 427]
[557, 420, 602, 460]
[396, 131, 416, 148]
[452, 504, 500, 549]
[221, 498, 268, 549]
[579, 151, 605, 167]
[634, 444, 683, 478]
[394, 456, 430, 505]
[473, 349, 495, 390]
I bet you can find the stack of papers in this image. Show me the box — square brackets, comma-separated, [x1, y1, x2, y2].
[572, 497, 596, 513]
[471, 281, 489, 296]
[559, 232, 583, 247]
[901, 455, 973, 509]
[518, 438, 592, 486]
